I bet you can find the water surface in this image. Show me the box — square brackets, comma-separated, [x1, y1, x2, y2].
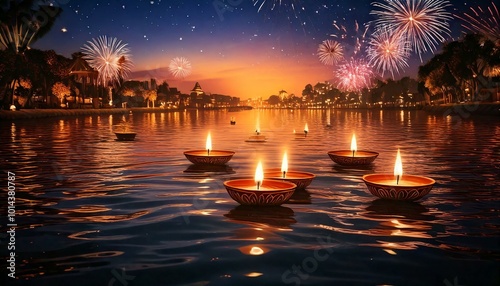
[1, 109, 499, 286]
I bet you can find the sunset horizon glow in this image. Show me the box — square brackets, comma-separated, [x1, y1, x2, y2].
[31, 0, 492, 99]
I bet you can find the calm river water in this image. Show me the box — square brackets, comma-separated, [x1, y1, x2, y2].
[1, 109, 499, 286]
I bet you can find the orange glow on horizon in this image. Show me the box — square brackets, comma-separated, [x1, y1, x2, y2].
[132, 46, 330, 100]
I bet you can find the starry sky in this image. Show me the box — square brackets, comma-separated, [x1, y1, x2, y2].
[33, 0, 493, 100]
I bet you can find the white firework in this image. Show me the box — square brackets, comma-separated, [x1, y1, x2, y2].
[367, 25, 411, 78]
[317, 40, 344, 65]
[370, 0, 453, 61]
[81, 35, 133, 87]
[169, 57, 192, 79]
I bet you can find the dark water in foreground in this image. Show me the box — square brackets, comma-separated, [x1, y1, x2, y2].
[1, 109, 499, 286]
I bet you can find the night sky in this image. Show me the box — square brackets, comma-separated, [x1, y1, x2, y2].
[33, 0, 494, 99]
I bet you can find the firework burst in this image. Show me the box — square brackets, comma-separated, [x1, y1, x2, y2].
[367, 25, 410, 78]
[317, 40, 344, 65]
[334, 59, 374, 92]
[457, 1, 500, 46]
[370, 0, 453, 61]
[81, 35, 132, 87]
[330, 19, 370, 57]
[169, 57, 192, 79]
[253, 0, 298, 13]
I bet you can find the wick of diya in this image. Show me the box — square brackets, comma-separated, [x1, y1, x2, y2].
[351, 134, 357, 157]
[255, 161, 263, 190]
[281, 152, 288, 178]
[394, 148, 403, 185]
[206, 132, 212, 156]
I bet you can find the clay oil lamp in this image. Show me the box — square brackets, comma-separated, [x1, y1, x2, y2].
[184, 132, 235, 165]
[362, 149, 435, 201]
[224, 161, 297, 206]
[327, 134, 379, 166]
[264, 152, 315, 190]
[114, 131, 136, 141]
[294, 123, 309, 139]
[114, 123, 136, 141]
[246, 127, 267, 142]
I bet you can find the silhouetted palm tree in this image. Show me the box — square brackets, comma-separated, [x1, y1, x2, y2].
[0, 0, 62, 109]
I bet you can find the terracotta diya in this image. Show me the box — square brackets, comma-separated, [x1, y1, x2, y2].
[114, 132, 136, 141]
[245, 128, 267, 142]
[224, 161, 297, 206]
[328, 134, 378, 166]
[184, 132, 235, 165]
[294, 123, 309, 139]
[362, 149, 435, 201]
[264, 152, 315, 190]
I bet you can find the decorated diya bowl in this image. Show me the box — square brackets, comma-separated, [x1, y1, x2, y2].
[184, 150, 235, 165]
[327, 150, 379, 166]
[264, 168, 315, 190]
[223, 179, 296, 206]
[114, 132, 136, 141]
[362, 174, 435, 201]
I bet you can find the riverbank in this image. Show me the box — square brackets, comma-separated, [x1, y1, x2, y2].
[422, 102, 500, 116]
[0, 108, 132, 120]
[2, 103, 499, 120]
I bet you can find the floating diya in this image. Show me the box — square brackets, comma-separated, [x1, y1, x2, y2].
[114, 131, 136, 141]
[327, 134, 379, 166]
[294, 123, 309, 138]
[362, 149, 435, 201]
[264, 152, 315, 190]
[224, 161, 297, 206]
[245, 128, 267, 142]
[184, 132, 235, 165]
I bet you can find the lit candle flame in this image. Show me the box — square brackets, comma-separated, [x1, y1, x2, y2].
[206, 132, 212, 155]
[255, 161, 263, 190]
[281, 152, 288, 178]
[351, 134, 357, 157]
[394, 148, 403, 185]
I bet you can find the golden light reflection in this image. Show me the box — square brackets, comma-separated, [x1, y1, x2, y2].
[383, 249, 397, 255]
[239, 245, 268, 255]
[245, 272, 263, 278]
[250, 246, 264, 255]
[10, 122, 16, 142]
